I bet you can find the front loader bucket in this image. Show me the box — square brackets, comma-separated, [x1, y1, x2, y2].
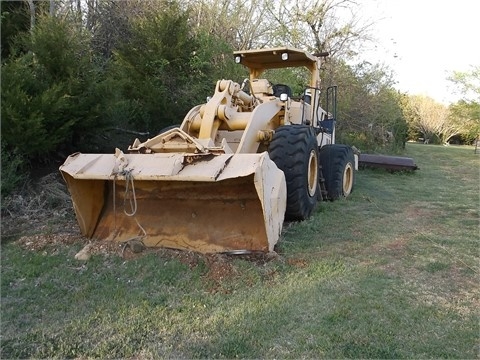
[60, 152, 286, 253]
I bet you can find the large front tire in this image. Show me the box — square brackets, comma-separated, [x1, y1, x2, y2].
[268, 125, 320, 220]
[319, 144, 355, 200]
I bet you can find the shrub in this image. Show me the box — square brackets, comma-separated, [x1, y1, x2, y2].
[1, 15, 113, 161]
[1, 144, 26, 198]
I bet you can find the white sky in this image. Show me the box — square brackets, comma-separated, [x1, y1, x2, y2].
[357, 0, 479, 104]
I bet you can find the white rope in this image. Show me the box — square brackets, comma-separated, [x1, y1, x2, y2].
[122, 170, 137, 217]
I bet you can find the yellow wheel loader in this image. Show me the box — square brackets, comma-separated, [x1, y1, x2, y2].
[60, 47, 357, 254]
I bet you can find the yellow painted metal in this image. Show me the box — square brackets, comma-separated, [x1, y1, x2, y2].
[60, 47, 333, 253]
[60, 151, 286, 253]
[233, 47, 325, 128]
[233, 46, 321, 89]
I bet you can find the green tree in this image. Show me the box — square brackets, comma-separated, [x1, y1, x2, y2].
[448, 67, 480, 143]
[1, 15, 111, 160]
[1, 1, 30, 60]
[108, 0, 241, 133]
[325, 60, 406, 152]
[449, 66, 480, 102]
[448, 100, 480, 144]
[109, 2, 196, 132]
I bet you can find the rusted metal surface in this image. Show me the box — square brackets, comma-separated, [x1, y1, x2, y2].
[359, 154, 418, 171]
[60, 152, 286, 253]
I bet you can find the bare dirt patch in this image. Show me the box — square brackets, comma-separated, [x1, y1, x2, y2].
[286, 257, 309, 268]
[15, 233, 83, 252]
[156, 248, 204, 269]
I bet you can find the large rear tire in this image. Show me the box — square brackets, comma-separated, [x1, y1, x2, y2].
[268, 125, 320, 220]
[319, 144, 355, 200]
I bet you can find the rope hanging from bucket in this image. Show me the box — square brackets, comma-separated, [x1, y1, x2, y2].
[111, 168, 145, 239]
[122, 169, 137, 217]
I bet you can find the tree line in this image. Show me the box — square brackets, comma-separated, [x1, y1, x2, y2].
[1, 0, 479, 197]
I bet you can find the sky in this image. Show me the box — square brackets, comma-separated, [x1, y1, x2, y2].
[356, 0, 479, 104]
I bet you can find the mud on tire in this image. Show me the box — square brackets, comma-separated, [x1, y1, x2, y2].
[268, 125, 319, 220]
[319, 144, 355, 200]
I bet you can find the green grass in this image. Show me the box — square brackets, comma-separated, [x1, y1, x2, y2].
[1, 143, 479, 359]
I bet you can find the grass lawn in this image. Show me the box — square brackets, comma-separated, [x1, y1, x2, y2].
[1, 143, 479, 359]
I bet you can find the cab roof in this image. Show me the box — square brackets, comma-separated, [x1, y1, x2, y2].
[233, 47, 320, 70]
